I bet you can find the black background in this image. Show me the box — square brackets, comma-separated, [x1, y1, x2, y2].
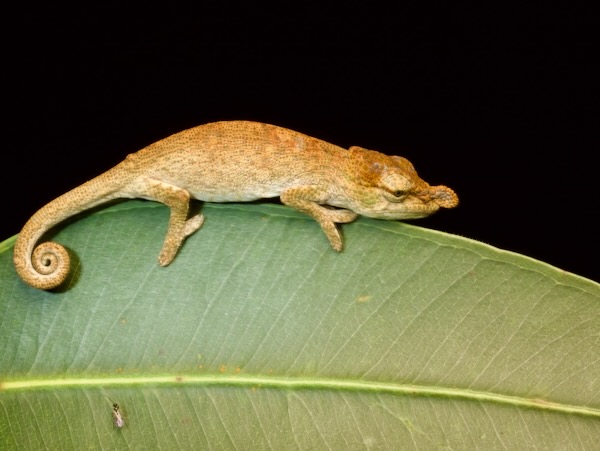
[4, 5, 598, 282]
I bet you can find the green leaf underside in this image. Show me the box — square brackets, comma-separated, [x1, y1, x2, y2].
[1, 201, 599, 449]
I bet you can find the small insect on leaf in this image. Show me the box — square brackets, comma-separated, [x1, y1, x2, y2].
[112, 403, 125, 428]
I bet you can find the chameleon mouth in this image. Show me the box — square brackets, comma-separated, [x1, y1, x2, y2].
[373, 203, 441, 220]
[404, 205, 441, 218]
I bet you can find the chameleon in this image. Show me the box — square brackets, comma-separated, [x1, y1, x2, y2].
[14, 120, 458, 290]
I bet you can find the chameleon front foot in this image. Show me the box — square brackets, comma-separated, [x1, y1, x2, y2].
[315, 209, 358, 252]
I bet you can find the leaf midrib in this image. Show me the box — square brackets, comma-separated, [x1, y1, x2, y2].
[2, 374, 598, 418]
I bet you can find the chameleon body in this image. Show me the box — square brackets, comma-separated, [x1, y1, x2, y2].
[14, 121, 458, 290]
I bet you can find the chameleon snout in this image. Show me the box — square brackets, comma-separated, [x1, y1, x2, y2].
[427, 185, 459, 209]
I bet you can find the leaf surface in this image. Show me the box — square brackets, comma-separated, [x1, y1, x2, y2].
[1, 201, 599, 449]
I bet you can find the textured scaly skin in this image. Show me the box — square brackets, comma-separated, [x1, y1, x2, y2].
[14, 121, 458, 290]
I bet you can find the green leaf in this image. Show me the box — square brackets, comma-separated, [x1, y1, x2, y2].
[1, 201, 599, 449]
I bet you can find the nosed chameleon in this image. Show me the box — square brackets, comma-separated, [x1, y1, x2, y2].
[14, 121, 458, 290]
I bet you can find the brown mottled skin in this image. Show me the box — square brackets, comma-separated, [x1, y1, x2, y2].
[14, 121, 458, 290]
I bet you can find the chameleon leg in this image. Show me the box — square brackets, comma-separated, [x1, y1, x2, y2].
[280, 186, 357, 251]
[142, 178, 205, 266]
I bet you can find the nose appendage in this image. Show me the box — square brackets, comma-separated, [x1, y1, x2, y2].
[427, 185, 459, 209]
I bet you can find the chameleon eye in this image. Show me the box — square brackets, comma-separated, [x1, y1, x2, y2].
[381, 174, 411, 202]
[383, 189, 408, 203]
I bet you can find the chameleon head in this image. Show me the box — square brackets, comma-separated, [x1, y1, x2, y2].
[343, 147, 459, 220]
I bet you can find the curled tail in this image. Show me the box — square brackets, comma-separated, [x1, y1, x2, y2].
[14, 226, 71, 290]
[13, 167, 131, 290]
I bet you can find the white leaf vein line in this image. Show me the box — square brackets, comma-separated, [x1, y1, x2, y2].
[189, 391, 209, 445]
[286, 392, 303, 450]
[315, 237, 397, 372]
[206, 389, 237, 450]
[362, 255, 480, 380]
[550, 338, 600, 398]
[305, 245, 351, 369]
[69, 217, 122, 370]
[16, 298, 34, 371]
[177, 221, 249, 364]
[138, 275, 173, 365]
[321, 239, 441, 375]
[159, 252, 197, 369]
[450, 269, 522, 388]
[429, 397, 449, 448]
[160, 391, 181, 450]
[2, 268, 19, 331]
[0, 400, 12, 443]
[291, 392, 331, 450]
[32, 221, 96, 372]
[569, 414, 586, 449]
[435, 276, 502, 385]
[235, 223, 285, 361]
[518, 409, 535, 444]
[246, 391, 275, 451]
[85, 240, 157, 371]
[483, 402, 509, 450]
[456, 400, 476, 449]
[30, 306, 53, 373]
[147, 390, 162, 446]
[358, 394, 393, 449]
[546, 412, 561, 446]
[320, 300, 383, 375]
[533, 312, 599, 393]
[466, 278, 555, 389]
[286, 247, 349, 372]
[245, 242, 326, 368]
[365, 401, 384, 449]
[140, 230, 193, 366]
[343, 395, 364, 448]
[241, 235, 307, 367]
[83, 391, 101, 446]
[376, 399, 399, 448]
[97, 213, 124, 282]
[55, 390, 75, 449]
[485, 288, 592, 392]
[410, 259, 499, 382]
[438, 269, 538, 387]
[375, 399, 417, 448]
[24, 393, 47, 450]
[335, 395, 353, 449]
[211, 219, 272, 365]
[132, 244, 171, 370]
